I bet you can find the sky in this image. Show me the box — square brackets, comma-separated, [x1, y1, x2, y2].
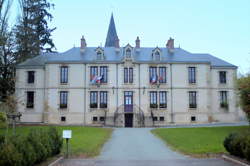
[11, 0, 250, 74]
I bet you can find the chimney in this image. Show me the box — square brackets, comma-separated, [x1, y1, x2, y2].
[80, 36, 86, 54]
[135, 36, 140, 48]
[166, 37, 174, 54]
[115, 36, 120, 48]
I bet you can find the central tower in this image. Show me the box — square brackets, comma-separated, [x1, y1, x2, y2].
[105, 13, 119, 47]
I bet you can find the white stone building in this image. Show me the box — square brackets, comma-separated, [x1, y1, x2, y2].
[15, 15, 242, 127]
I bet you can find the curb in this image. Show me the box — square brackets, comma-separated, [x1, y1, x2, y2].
[48, 156, 64, 166]
[222, 154, 250, 166]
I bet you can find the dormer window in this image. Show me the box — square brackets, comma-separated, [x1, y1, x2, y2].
[152, 47, 161, 61]
[95, 47, 104, 60]
[125, 48, 132, 58]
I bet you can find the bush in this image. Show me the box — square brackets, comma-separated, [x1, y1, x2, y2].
[224, 130, 250, 161]
[0, 112, 7, 129]
[0, 142, 22, 166]
[48, 127, 63, 155]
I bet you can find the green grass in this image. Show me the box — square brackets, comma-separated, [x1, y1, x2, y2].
[0, 126, 112, 158]
[151, 126, 249, 155]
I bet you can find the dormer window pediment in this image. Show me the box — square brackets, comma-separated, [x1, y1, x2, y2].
[95, 47, 105, 60]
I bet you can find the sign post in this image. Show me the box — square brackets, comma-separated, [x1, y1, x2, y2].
[63, 130, 72, 158]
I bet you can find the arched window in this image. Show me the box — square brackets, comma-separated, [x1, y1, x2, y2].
[155, 51, 160, 61]
[96, 51, 104, 60]
[126, 48, 132, 58]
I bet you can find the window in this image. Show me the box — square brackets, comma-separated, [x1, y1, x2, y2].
[60, 66, 68, 84]
[220, 91, 228, 109]
[188, 67, 196, 84]
[100, 66, 108, 83]
[159, 117, 165, 121]
[154, 51, 160, 61]
[61, 116, 66, 122]
[97, 51, 103, 60]
[149, 67, 157, 84]
[153, 117, 158, 121]
[100, 117, 105, 121]
[219, 71, 227, 84]
[159, 67, 166, 83]
[100, 91, 108, 108]
[60, 91, 68, 109]
[93, 117, 98, 121]
[125, 48, 132, 58]
[150, 91, 158, 108]
[26, 91, 34, 108]
[90, 66, 98, 82]
[124, 67, 133, 83]
[189, 91, 197, 108]
[90, 91, 98, 108]
[159, 91, 167, 108]
[27, 71, 35, 84]
[191, 116, 196, 122]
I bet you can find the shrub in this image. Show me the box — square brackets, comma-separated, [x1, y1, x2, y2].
[243, 134, 250, 161]
[48, 127, 63, 155]
[224, 132, 245, 158]
[0, 142, 22, 166]
[0, 112, 7, 129]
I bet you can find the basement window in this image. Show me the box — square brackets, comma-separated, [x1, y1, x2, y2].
[100, 117, 105, 121]
[159, 117, 165, 121]
[61, 116, 66, 122]
[93, 117, 98, 122]
[153, 117, 158, 121]
[191, 116, 196, 122]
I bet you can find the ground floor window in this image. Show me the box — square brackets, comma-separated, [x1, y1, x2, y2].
[60, 91, 68, 109]
[150, 91, 167, 109]
[220, 91, 228, 109]
[26, 91, 34, 108]
[90, 91, 108, 108]
[189, 91, 197, 108]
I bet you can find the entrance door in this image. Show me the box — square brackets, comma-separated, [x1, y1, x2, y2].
[124, 91, 133, 113]
[125, 114, 133, 127]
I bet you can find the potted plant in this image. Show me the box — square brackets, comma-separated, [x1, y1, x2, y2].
[150, 104, 158, 108]
[90, 103, 98, 108]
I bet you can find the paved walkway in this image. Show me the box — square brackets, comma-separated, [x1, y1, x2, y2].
[59, 128, 238, 166]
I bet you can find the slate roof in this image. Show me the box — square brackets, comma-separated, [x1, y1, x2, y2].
[105, 14, 118, 47]
[17, 47, 237, 68]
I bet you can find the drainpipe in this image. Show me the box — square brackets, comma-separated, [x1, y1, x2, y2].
[139, 64, 141, 110]
[170, 63, 174, 123]
[83, 64, 86, 126]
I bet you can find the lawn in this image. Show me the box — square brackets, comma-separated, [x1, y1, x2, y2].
[151, 126, 249, 155]
[0, 126, 112, 158]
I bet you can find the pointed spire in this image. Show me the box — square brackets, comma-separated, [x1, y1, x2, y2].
[105, 13, 119, 47]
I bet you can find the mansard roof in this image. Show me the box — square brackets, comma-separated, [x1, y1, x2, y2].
[17, 47, 237, 68]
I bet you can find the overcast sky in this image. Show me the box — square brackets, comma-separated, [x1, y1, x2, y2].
[11, 0, 250, 73]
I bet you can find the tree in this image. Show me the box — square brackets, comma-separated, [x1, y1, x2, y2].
[238, 73, 250, 124]
[0, 0, 16, 101]
[14, 0, 56, 63]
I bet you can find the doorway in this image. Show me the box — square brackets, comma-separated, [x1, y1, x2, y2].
[125, 113, 133, 127]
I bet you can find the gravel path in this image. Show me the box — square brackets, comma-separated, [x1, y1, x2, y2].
[58, 127, 238, 166]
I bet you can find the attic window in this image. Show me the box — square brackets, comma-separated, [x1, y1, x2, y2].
[154, 51, 160, 61]
[97, 51, 103, 60]
[125, 48, 132, 58]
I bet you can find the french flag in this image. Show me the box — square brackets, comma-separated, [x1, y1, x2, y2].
[96, 75, 103, 83]
[91, 75, 98, 84]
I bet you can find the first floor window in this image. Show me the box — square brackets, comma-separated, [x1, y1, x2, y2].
[189, 91, 197, 108]
[124, 67, 133, 83]
[26, 91, 34, 108]
[159, 67, 166, 83]
[60, 91, 68, 109]
[100, 66, 108, 83]
[60, 66, 68, 84]
[188, 67, 196, 84]
[150, 91, 158, 108]
[220, 91, 228, 109]
[90, 66, 98, 82]
[90, 91, 98, 108]
[159, 91, 167, 108]
[149, 67, 157, 84]
[27, 71, 35, 84]
[100, 91, 108, 108]
[219, 71, 227, 84]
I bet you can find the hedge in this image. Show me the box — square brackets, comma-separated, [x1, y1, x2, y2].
[0, 127, 63, 166]
[224, 130, 250, 161]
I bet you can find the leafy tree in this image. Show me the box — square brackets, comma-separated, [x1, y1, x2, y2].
[14, 0, 56, 63]
[238, 73, 250, 124]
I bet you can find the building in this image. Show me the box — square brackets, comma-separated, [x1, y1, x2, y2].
[15, 14, 242, 127]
